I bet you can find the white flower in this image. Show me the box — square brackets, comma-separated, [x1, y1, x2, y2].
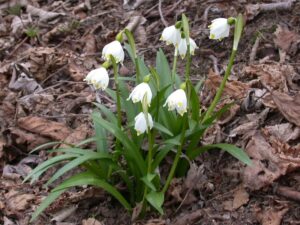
[160, 25, 181, 47]
[177, 37, 198, 59]
[164, 89, 187, 116]
[127, 82, 152, 105]
[84, 67, 109, 90]
[102, 40, 124, 63]
[209, 18, 230, 40]
[134, 112, 153, 136]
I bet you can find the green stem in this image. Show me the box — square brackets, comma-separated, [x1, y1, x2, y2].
[135, 57, 141, 83]
[162, 115, 187, 193]
[203, 49, 237, 122]
[185, 44, 192, 116]
[172, 48, 178, 87]
[111, 56, 122, 129]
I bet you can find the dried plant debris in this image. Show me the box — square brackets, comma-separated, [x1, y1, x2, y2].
[243, 130, 300, 191]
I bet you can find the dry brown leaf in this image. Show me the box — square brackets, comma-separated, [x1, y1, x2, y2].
[204, 70, 250, 101]
[243, 131, 300, 190]
[10, 127, 50, 150]
[274, 25, 299, 53]
[60, 124, 89, 148]
[68, 59, 88, 81]
[271, 91, 300, 127]
[26, 5, 65, 22]
[244, 63, 299, 92]
[256, 206, 289, 225]
[173, 209, 203, 225]
[82, 218, 103, 225]
[18, 116, 72, 141]
[264, 123, 300, 143]
[51, 205, 77, 222]
[232, 186, 249, 210]
[5, 190, 35, 211]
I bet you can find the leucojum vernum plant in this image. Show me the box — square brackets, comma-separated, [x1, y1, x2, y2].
[26, 14, 251, 221]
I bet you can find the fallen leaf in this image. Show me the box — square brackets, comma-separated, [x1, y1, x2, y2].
[60, 124, 89, 148]
[82, 218, 103, 225]
[173, 209, 203, 225]
[232, 186, 249, 210]
[271, 91, 300, 127]
[26, 5, 65, 22]
[5, 190, 35, 211]
[274, 25, 299, 53]
[243, 131, 300, 190]
[205, 70, 250, 100]
[264, 123, 300, 143]
[256, 206, 289, 225]
[18, 116, 72, 141]
[51, 205, 77, 222]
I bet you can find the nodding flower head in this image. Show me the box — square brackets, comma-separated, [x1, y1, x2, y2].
[102, 40, 125, 64]
[84, 67, 109, 91]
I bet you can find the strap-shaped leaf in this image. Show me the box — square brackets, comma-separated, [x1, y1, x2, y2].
[188, 143, 252, 166]
[46, 152, 112, 186]
[30, 189, 65, 222]
[52, 171, 132, 210]
[24, 154, 76, 183]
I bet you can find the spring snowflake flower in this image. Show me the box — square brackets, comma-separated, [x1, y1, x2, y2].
[164, 89, 187, 116]
[134, 112, 153, 136]
[209, 18, 230, 40]
[84, 67, 109, 90]
[177, 37, 198, 59]
[160, 25, 181, 47]
[127, 82, 152, 105]
[102, 40, 124, 63]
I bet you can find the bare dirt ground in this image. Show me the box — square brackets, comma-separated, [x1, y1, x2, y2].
[1, 0, 300, 224]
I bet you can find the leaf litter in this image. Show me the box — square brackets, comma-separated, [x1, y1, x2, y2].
[0, 0, 300, 224]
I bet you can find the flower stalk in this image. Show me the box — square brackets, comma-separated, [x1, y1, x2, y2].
[110, 55, 122, 129]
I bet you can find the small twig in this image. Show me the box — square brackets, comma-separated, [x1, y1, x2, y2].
[249, 36, 260, 63]
[276, 185, 300, 202]
[158, 0, 168, 27]
[208, 55, 220, 75]
[40, 64, 69, 85]
[38, 113, 90, 119]
[259, 0, 295, 11]
[202, 5, 213, 29]
[7, 37, 28, 59]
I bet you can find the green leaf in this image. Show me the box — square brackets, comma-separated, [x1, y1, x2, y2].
[75, 137, 97, 147]
[24, 154, 76, 183]
[190, 83, 200, 121]
[93, 116, 147, 175]
[92, 112, 108, 153]
[46, 152, 112, 186]
[181, 14, 190, 44]
[146, 191, 164, 215]
[30, 189, 65, 222]
[156, 49, 172, 91]
[93, 103, 118, 124]
[152, 145, 174, 170]
[154, 122, 173, 136]
[141, 173, 157, 191]
[233, 14, 244, 51]
[29, 141, 62, 153]
[125, 29, 137, 58]
[188, 143, 252, 166]
[52, 171, 132, 210]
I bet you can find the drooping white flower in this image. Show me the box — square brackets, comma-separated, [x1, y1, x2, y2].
[134, 112, 153, 136]
[102, 40, 124, 63]
[177, 37, 198, 59]
[84, 67, 109, 90]
[160, 25, 181, 47]
[164, 89, 187, 116]
[209, 18, 230, 40]
[127, 82, 152, 105]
